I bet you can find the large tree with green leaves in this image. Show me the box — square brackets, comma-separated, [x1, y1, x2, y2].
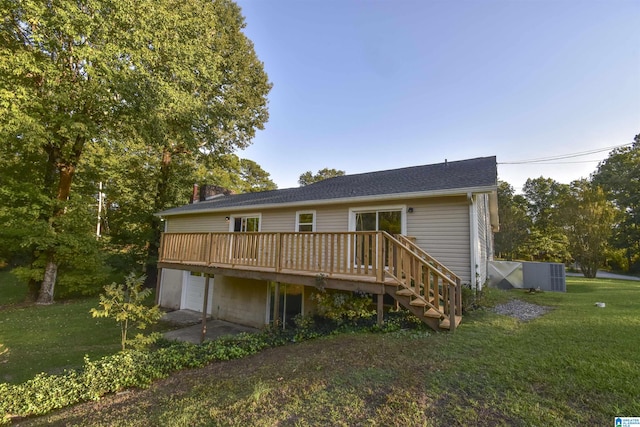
[494, 181, 531, 260]
[298, 168, 346, 186]
[560, 180, 616, 278]
[521, 177, 570, 262]
[0, 0, 270, 303]
[592, 135, 640, 271]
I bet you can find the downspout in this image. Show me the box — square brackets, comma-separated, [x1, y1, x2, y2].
[468, 193, 479, 290]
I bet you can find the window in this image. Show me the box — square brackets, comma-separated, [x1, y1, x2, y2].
[232, 215, 260, 232]
[230, 214, 261, 259]
[354, 209, 402, 234]
[268, 283, 303, 329]
[296, 211, 315, 232]
[350, 207, 406, 267]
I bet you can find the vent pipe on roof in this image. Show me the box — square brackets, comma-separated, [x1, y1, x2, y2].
[445, 159, 448, 166]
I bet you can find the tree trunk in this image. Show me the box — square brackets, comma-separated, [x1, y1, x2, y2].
[144, 147, 173, 288]
[37, 253, 58, 304]
[34, 137, 84, 304]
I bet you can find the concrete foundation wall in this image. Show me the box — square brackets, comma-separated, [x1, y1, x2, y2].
[212, 276, 269, 328]
[159, 268, 183, 310]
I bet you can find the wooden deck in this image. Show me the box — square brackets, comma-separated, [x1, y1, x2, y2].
[158, 231, 463, 331]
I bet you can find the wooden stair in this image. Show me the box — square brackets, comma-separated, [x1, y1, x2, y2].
[389, 286, 461, 331]
[439, 315, 462, 330]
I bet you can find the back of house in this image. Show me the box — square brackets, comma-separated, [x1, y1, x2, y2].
[155, 156, 499, 331]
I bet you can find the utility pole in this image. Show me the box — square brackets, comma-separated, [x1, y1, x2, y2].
[96, 182, 104, 238]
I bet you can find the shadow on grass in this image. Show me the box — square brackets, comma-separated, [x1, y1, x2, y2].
[566, 283, 595, 293]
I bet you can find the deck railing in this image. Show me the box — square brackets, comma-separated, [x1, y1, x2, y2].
[159, 231, 462, 327]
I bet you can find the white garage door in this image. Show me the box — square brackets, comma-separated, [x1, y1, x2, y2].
[181, 272, 214, 314]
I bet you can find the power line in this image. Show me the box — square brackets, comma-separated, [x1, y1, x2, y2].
[499, 143, 632, 165]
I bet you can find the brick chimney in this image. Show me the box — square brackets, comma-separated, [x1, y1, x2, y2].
[199, 185, 235, 201]
[191, 184, 199, 204]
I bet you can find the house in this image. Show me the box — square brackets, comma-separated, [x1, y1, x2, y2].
[155, 156, 499, 332]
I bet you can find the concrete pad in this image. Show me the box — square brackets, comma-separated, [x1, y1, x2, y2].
[162, 311, 260, 344]
[161, 309, 203, 327]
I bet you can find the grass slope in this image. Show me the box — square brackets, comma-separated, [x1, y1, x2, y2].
[0, 298, 122, 384]
[17, 277, 640, 426]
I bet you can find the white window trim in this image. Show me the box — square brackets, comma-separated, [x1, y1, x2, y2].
[295, 210, 316, 232]
[228, 213, 262, 232]
[348, 205, 407, 235]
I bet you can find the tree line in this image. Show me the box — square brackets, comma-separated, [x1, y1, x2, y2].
[496, 134, 640, 277]
[0, 1, 348, 305]
[0, 0, 273, 303]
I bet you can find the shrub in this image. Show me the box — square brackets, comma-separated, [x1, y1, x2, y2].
[0, 328, 299, 423]
[90, 273, 163, 351]
[311, 290, 376, 325]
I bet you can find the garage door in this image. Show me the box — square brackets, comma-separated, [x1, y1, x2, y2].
[181, 272, 214, 314]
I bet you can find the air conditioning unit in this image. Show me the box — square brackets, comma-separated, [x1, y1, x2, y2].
[488, 261, 565, 292]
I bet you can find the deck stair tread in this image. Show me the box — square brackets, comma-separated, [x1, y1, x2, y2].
[424, 308, 442, 318]
[439, 315, 462, 330]
[409, 299, 428, 307]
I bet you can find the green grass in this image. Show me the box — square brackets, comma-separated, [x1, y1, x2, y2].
[0, 270, 27, 306]
[0, 270, 123, 383]
[0, 298, 123, 384]
[0, 272, 171, 384]
[18, 276, 640, 426]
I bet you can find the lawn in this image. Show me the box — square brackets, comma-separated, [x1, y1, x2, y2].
[0, 271, 168, 384]
[12, 276, 640, 426]
[0, 269, 123, 384]
[0, 270, 27, 306]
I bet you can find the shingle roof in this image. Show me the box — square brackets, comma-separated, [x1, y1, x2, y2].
[158, 156, 497, 216]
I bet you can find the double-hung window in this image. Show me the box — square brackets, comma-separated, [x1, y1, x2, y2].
[296, 211, 315, 232]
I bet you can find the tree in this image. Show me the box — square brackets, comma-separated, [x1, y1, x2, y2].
[494, 181, 531, 260]
[560, 180, 616, 278]
[91, 273, 163, 351]
[239, 159, 277, 193]
[0, 0, 270, 302]
[298, 168, 346, 186]
[521, 177, 570, 262]
[592, 135, 640, 272]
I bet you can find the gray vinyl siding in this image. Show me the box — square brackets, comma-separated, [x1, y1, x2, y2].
[405, 196, 472, 284]
[315, 205, 349, 231]
[259, 209, 295, 232]
[166, 213, 228, 233]
[163, 195, 473, 283]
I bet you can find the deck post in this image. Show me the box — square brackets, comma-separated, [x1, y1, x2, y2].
[448, 283, 456, 333]
[205, 233, 212, 265]
[377, 293, 384, 326]
[376, 232, 384, 283]
[200, 275, 211, 344]
[275, 233, 282, 272]
[272, 281, 281, 327]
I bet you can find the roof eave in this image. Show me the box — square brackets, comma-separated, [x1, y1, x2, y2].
[156, 185, 498, 218]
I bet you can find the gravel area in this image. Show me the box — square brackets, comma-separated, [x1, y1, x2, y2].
[493, 299, 552, 321]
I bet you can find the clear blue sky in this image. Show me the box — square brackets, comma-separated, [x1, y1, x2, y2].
[235, 0, 640, 192]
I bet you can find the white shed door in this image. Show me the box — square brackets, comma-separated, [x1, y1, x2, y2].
[181, 272, 213, 314]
